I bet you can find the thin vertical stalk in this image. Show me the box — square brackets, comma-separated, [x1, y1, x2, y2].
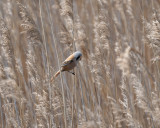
[14, 100, 21, 127]
[78, 67, 86, 121]
[45, 1, 67, 127]
[0, 96, 4, 128]
[39, 0, 53, 127]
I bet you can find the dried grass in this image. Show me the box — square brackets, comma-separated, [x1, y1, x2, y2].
[0, 0, 160, 128]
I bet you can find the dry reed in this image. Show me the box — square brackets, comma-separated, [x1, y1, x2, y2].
[0, 0, 160, 128]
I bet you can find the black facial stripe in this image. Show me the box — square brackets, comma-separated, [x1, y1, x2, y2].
[76, 56, 81, 60]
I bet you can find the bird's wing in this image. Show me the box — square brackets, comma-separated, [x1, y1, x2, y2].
[61, 54, 74, 67]
[61, 60, 73, 67]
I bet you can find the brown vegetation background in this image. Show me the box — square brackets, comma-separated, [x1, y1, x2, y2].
[0, 0, 160, 128]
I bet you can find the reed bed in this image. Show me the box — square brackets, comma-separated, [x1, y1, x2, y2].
[0, 0, 160, 128]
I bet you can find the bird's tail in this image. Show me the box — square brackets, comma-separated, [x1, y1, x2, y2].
[54, 70, 61, 77]
[50, 70, 61, 82]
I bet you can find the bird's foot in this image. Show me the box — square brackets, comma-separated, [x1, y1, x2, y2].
[68, 71, 75, 75]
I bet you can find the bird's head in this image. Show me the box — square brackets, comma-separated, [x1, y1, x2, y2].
[74, 51, 82, 61]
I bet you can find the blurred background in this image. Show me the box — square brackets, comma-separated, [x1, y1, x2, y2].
[0, 0, 160, 127]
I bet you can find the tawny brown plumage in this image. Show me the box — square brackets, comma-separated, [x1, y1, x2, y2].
[54, 70, 61, 78]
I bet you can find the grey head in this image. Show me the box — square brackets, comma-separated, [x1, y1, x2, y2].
[74, 51, 82, 61]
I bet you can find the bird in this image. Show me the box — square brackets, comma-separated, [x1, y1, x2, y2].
[51, 51, 82, 81]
